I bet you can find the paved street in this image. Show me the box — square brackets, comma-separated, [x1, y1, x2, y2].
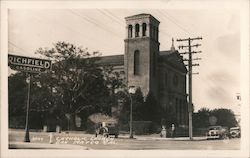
[9, 129, 240, 150]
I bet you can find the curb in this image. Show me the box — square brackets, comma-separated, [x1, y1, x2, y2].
[9, 142, 89, 150]
[127, 136, 207, 141]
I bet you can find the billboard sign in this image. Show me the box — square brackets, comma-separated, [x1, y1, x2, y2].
[8, 54, 52, 73]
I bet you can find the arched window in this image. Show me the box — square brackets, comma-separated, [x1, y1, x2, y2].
[142, 23, 147, 36]
[135, 24, 140, 37]
[134, 50, 140, 75]
[128, 25, 133, 38]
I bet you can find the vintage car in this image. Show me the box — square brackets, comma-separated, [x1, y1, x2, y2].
[229, 127, 241, 138]
[95, 121, 119, 138]
[206, 126, 229, 140]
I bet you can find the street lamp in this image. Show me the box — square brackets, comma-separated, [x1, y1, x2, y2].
[128, 86, 136, 138]
[24, 74, 32, 142]
[115, 86, 136, 139]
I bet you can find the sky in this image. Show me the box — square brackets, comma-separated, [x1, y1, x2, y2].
[8, 5, 241, 115]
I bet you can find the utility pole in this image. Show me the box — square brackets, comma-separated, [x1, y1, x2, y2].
[176, 37, 202, 140]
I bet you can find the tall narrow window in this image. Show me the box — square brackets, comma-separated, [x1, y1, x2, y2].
[142, 23, 147, 36]
[135, 24, 140, 37]
[134, 50, 140, 75]
[128, 25, 133, 38]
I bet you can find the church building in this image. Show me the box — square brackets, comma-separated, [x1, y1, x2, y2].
[99, 13, 188, 127]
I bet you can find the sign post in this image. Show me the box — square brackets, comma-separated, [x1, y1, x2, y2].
[8, 54, 52, 142]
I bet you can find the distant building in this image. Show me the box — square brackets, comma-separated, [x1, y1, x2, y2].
[99, 14, 188, 127]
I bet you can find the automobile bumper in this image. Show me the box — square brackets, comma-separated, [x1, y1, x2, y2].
[206, 135, 220, 139]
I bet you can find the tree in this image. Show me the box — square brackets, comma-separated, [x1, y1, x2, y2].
[143, 91, 163, 123]
[210, 108, 238, 128]
[115, 90, 130, 125]
[131, 88, 144, 121]
[103, 66, 125, 94]
[114, 88, 144, 125]
[9, 42, 124, 129]
[9, 42, 124, 130]
[193, 108, 210, 128]
[193, 107, 238, 129]
[8, 72, 27, 117]
[33, 41, 117, 129]
[8, 72, 53, 128]
[117, 90, 164, 123]
[8, 72, 28, 128]
[102, 66, 126, 115]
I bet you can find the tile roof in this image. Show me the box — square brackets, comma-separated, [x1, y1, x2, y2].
[98, 50, 178, 66]
[97, 54, 124, 66]
[97, 50, 182, 67]
[159, 50, 178, 56]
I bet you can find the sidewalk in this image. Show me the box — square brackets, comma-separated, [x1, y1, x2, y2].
[118, 134, 207, 141]
[9, 129, 91, 149]
[9, 141, 89, 149]
[136, 136, 207, 141]
[9, 128, 207, 143]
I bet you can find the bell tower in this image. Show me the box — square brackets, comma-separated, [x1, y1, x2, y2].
[124, 14, 160, 97]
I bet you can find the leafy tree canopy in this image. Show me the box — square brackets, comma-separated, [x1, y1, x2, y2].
[34, 42, 110, 116]
[9, 41, 124, 130]
[8, 72, 27, 116]
[193, 107, 238, 128]
[210, 108, 238, 128]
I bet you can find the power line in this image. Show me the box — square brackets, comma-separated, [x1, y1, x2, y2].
[158, 10, 196, 37]
[100, 9, 124, 26]
[69, 10, 123, 39]
[37, 12, 115, 49]
[145, 11, 174, 50]
[8, 41, 26, 52]
[177, 37, 203, 140]
[160, 31, 172, 39]
[151, 11, 174, 38]
[164, 11, 196, 37]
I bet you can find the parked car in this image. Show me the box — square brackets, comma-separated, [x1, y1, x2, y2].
[206, 126, 229, 140]
[95, 121, 119, 138]
[229, 127, 240, 138]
